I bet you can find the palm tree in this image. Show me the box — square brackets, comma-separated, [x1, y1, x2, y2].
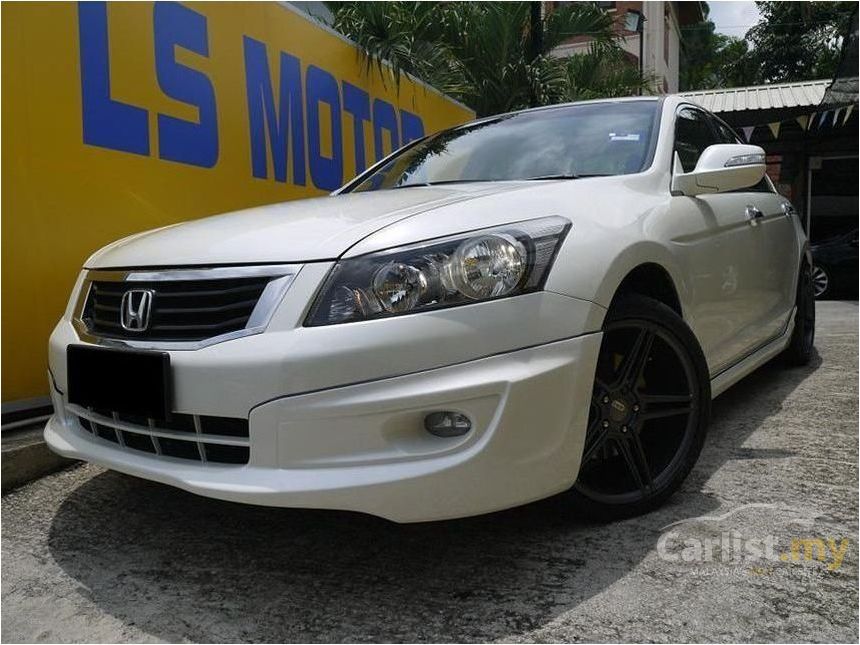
[565, 42, 657, 100]
[328, 1, 653, 117]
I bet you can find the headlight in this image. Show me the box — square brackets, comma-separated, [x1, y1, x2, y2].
[305, 216, 570, 326]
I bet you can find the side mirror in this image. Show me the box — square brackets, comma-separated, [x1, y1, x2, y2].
[672, 144, 766, 197]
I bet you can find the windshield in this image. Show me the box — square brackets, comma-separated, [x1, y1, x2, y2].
[349, 100, 659, 192]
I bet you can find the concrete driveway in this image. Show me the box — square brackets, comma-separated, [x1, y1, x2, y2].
[2, 301, 857, 643]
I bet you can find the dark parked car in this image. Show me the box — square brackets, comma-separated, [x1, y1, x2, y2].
[811, 228, 858, 299]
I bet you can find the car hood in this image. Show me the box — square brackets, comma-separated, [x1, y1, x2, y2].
[85, 183, 548, 268]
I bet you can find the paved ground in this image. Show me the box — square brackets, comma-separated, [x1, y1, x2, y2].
[2, 302, 858, 643]
[2, 425, 71, 493]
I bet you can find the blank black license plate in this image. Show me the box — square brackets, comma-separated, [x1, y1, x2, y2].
[67, 345, 171, 420]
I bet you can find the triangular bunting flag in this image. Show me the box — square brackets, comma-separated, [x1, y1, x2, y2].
[834, 107, 843, 124]
[809, 112, 819, 129]
[767, 121, 781, 138]
[796, 114, 809, 130]
[741, 126, 755, 142]
[843, 104, 854, 124]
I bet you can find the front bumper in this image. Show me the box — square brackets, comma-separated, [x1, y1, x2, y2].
[48, 262, 605, 418]
[46, 333, 602, 522]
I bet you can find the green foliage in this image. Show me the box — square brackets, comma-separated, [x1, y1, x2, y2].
[679, 18, 757, 90]
[680, 0, 855, 91]
[746, 1, 855, 83]
[328, 1, 653, 117]
[567, 44, 656, 101]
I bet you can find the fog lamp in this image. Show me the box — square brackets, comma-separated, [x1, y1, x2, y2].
[424, 411, 472, 437]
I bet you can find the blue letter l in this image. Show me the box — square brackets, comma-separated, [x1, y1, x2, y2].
[78, 1, 149, 156]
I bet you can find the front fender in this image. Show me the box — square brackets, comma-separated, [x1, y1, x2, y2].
[546, 236, 686, 317]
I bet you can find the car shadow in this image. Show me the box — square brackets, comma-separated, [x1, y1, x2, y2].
[46, 352, 822, 642]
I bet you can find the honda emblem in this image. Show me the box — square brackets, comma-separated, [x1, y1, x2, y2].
[120, 289, 154, 332]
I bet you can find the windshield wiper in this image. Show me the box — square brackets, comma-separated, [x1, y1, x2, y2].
[525, 173, 580, 180]
[524, 173, 610, 181]
[391, 179, 501, 189]
[390, 174, 610, 189]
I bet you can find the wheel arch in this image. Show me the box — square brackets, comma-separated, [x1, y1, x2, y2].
[800, 240, 813, 270]
[794, 240, 814, 296]
[590, 242, 687, 321]
[611, 263, 684, 316]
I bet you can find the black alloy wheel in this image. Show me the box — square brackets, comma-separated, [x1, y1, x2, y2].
[811, 264, 829, 299]
[571, 295, 710, 519]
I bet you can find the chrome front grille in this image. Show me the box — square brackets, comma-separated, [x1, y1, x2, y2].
[73, 265, 300, 349]
[68, 404, 250, 464]
[84, 277, 269, 341]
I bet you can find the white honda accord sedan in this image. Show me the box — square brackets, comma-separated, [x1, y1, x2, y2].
[45, 96, 814, 522]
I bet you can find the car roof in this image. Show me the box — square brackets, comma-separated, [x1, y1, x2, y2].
[460, 96, 665, 129]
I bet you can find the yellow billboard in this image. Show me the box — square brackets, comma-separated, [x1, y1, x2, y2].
[1, 2, 474, 407]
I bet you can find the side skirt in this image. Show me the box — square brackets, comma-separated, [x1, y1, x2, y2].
[710, 306, 796, 398]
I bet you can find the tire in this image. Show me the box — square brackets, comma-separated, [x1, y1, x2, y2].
[781, 264, 815, 367]
[569, 294, 711, 520]
[811, 264, 830, 299]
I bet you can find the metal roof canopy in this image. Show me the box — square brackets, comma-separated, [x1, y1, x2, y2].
[679, 80, 832, 126]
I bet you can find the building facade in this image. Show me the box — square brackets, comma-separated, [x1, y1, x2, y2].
[547, 1, 703, 93]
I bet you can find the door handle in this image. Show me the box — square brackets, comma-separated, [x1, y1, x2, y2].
[745, 205, 764, 225]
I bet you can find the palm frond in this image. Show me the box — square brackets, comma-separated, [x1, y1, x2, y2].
[328, 1, 650, 116]
[541, 2, 615, 53]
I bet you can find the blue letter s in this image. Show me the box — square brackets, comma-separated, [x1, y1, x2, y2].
[153, 2, 218, 168]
